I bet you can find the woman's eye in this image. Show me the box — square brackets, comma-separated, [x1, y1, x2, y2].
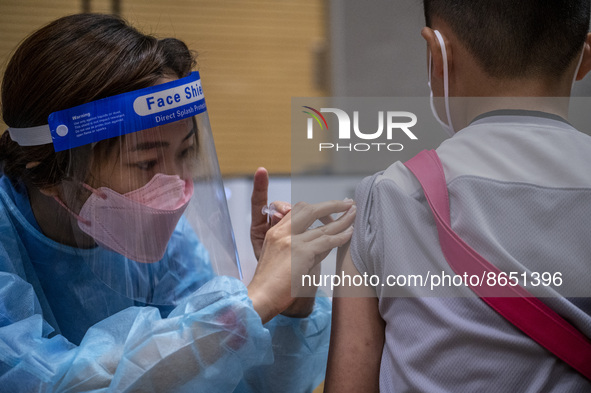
[135, 160, 157, 171]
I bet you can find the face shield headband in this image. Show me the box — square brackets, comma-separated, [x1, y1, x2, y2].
[7, 71, 207, 150]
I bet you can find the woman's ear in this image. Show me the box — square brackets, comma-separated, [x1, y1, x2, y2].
[576, 33, 591, 81]
[25, 162, 62, 198]
[38, 184, 61, 198]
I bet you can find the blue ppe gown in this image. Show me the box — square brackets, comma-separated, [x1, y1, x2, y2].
[0, 176, 331, 392]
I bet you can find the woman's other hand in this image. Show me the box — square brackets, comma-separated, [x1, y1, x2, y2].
[247, 199, 356, 324]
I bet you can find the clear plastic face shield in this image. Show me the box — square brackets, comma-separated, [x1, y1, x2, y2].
[8, 72, 241, 306]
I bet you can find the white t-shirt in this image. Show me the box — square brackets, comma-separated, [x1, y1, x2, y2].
[351, 110, 591, 392]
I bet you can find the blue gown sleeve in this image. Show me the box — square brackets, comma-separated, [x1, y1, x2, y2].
[0, 272, 274, 392]
[234, 296, 332, 393]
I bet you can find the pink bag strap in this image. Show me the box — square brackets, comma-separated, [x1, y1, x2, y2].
[404, 149, 591, 380]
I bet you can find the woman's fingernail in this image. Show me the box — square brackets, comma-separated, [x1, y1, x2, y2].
[344, 197, 354, 203]
[347, 205, 357, 215]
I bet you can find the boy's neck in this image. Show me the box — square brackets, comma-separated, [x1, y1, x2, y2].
[459, 95, 571, 129]
[453, 62, 573, 128]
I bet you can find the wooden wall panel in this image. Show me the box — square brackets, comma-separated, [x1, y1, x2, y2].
[0, 0, 80, 131]
[0, 1, 328, 176]
[123, 0, 328, 175]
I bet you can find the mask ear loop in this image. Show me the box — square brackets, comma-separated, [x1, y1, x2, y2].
[53, 195, 91, 226]
[572, 45, 585, 87]
[52, 183, 107, 226]
[433, 30, 455, 133]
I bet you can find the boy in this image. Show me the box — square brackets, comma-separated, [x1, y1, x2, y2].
[325, 1, 591, 391]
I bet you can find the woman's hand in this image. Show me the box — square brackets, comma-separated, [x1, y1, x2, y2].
[247, 200, 356, 324]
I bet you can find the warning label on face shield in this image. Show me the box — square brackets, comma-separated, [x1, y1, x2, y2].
[47, 72, 207, 152]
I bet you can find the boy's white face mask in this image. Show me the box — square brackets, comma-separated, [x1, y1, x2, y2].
[427, 31, 585, 138]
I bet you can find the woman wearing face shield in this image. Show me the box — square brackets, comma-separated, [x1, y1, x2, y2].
[0, 13, 355, 392]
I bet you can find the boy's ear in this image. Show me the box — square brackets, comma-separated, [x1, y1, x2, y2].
[421, 27, 451, 81]
[575, 33, 591, 81]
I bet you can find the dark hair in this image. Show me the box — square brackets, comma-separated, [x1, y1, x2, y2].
[423, 0, 590, 79]
[0, 13, 196, 188]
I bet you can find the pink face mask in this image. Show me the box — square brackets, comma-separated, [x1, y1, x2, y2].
[55, 173, 194, 263]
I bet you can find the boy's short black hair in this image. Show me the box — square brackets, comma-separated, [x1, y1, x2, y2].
[423, 0, 590, 79]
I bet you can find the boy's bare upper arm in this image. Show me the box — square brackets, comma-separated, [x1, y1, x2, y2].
[324, 244, 385, 393]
